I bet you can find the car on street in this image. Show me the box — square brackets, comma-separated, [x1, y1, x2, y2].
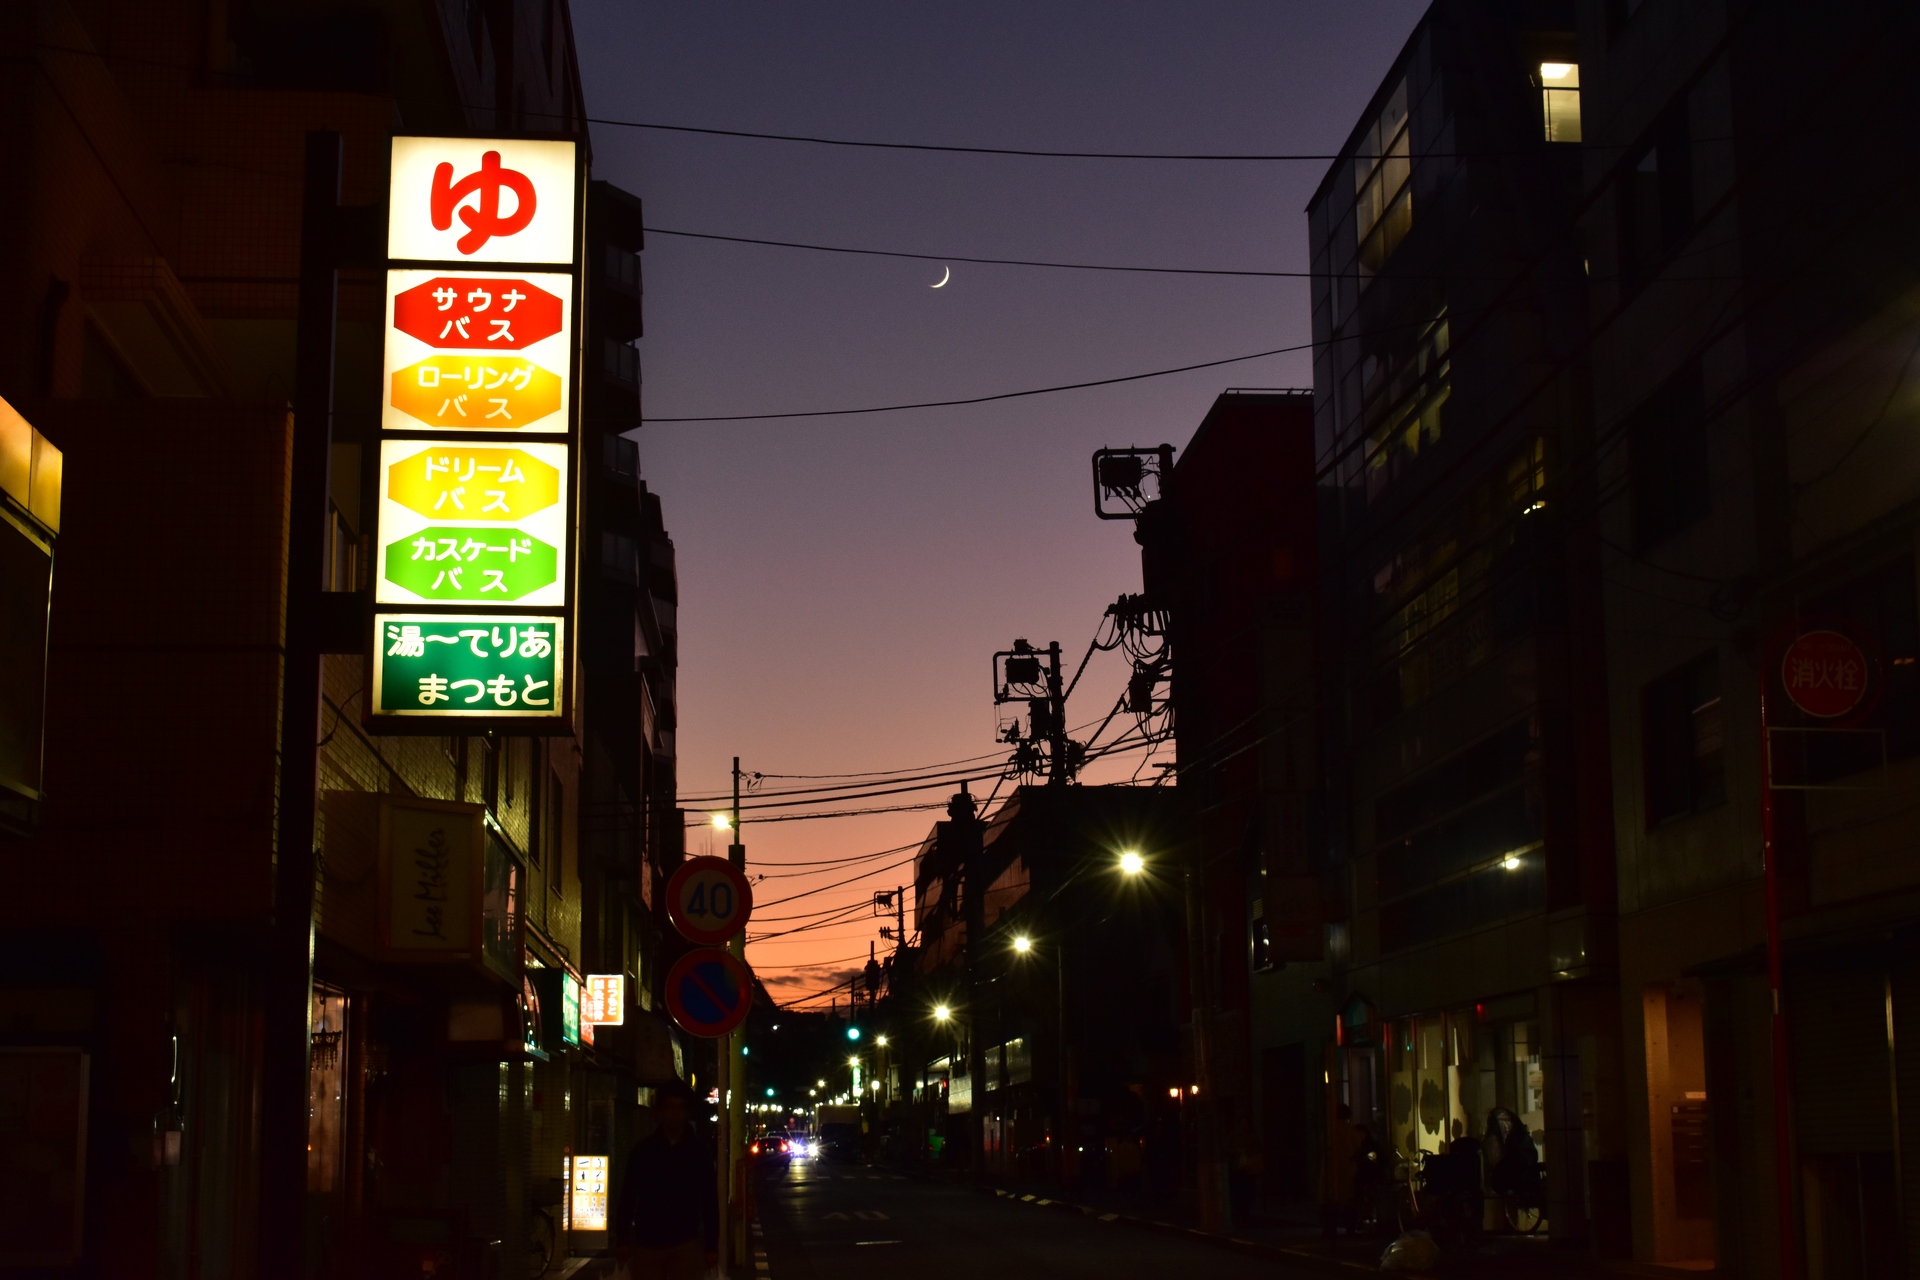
[751, 1129, 793, 1172]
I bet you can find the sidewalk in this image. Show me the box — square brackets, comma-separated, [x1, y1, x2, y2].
[949, 1172, 1694, 1279]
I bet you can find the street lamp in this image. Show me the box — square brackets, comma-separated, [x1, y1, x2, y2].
[847, 1056, 860, 1068]
[1119, 850, 1145, 875]
[876, 1035, 888, 1046]
[1012, 935, 1032, 953]
[933, 1004, 951, 1022]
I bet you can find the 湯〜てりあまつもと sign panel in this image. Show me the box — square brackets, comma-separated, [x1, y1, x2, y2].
[370, 136, 583, 731]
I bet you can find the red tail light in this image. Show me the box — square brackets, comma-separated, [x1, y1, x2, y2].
[750, 1143, 760, 1154]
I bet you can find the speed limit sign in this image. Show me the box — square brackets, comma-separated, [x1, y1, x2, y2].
[666, 856, 754, 945]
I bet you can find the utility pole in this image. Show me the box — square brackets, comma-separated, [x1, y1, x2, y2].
[259, 132, 341, 1274]
[725, 758, 747, 1272]
[1044, 641, 1069, 786]
[948, 784, 988, 1181]
[994, 639, 1077, 786]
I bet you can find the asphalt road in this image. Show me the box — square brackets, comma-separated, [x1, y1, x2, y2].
[753, 1158, 1330, 1280]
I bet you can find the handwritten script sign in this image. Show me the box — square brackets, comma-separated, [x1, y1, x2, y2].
[386, 805, 473, 950]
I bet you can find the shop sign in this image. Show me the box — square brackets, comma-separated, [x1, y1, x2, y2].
[379, 799, 484, 955]
[371, 136, 581, 732]
[382, 270, 572, 434]
[565, 1154, 609, 1232]
[561, 971, 582, 1047]
[582, 974, 626, 1026]
[375, 440, 569, 607]
[1781, 629, 1870, 719]
[372, 614, 564, 717]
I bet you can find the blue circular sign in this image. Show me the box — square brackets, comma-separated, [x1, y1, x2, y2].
[664, 948, 753, 1039]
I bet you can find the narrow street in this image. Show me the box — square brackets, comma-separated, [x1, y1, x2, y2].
[753, 1161, 1333, 1280]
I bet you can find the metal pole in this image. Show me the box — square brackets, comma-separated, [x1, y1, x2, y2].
[1758, 684, 1801, 1279]
[1045, 641, 1069, 785]
[727, 758, 747, 1270]
[260, 130, 341, 1274]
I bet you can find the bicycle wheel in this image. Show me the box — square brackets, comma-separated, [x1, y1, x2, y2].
[528, 1207, 556, 1277]
[1395, 1181, 1422, 1235]
[1501, 1193, 1543, 1235]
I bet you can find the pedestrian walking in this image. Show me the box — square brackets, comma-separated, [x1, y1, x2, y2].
[615, 1082, 718, 1280]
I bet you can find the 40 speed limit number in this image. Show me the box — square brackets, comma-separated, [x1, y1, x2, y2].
[665, 856, 754, 945]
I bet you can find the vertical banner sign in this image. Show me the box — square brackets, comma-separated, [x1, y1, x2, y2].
[371, 137, 582, 730]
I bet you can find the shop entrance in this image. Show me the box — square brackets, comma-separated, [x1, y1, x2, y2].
[1641, 982, 1713, 1268]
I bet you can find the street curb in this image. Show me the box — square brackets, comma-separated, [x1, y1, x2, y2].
[981, 1184, 1376, 1276]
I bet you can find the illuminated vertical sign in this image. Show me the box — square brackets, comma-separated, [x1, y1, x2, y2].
[569, 1153, 609, 1231]
[371, 137, 582, 731]
[581, 975, 626, 1027]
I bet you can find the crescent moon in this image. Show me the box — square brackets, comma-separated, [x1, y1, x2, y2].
[930, 266, 951, 289]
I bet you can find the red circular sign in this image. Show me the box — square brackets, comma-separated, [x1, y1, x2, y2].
[1780, 629, 1870, 719]
[664, 948, 753, 1039]
[665, 856, 754, 945]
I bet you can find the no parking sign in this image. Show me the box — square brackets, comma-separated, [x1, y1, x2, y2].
[664, 948, 753, 1039]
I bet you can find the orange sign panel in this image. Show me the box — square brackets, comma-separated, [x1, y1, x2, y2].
[386, 446, 562, 521]
[390, 357, 563, 430]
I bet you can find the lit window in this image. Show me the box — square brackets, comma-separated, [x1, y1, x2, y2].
[1540, 63, 1581, 143]
[1355, 80, 1412, 279]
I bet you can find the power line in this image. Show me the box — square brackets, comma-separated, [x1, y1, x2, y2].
[642, 344, 1308, 423]
[644, 225, 1301, 277]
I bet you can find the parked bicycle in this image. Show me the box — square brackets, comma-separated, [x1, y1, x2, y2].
[1392, 1144, 1482, 1246]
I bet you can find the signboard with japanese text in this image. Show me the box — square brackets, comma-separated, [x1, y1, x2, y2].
[388, 137, 579, 265]
[372, 614, 564, 717]
[382, 270, 573, 435]
[566, 1154, 609, 1232]
[374, 439, 569, 606]
[582, 974, 626, 1026]
[370, 135, 582, 733]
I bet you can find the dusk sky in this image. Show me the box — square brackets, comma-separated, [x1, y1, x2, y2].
[571, 1, 1426, 1002]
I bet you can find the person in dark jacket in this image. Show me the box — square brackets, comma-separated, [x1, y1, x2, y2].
[616, 1082, 718, 1280]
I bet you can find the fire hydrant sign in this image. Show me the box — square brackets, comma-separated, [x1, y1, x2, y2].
[370, 136, 583, 731]
[382, 269, 573, 434]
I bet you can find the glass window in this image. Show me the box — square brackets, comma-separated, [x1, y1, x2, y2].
[1644, 652, 1725, 825]
[1356, 81, 1413, 280]
[1540, 63, 1582, 142]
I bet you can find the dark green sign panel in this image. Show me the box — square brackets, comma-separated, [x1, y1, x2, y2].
[383, 527, 559, 601]
[373, 614, 565, 717]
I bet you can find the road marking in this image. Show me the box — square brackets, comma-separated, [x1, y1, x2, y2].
[853, 1210, 889, 1221]
[854, 1240, 902, 1246]
[1099, 1213, 1118, 1222]
[1020, 1194, 1036, 1202]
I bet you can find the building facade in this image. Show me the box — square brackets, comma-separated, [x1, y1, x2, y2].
[0, 3, 681, 1276]
[1307, 0, 1624, 1250]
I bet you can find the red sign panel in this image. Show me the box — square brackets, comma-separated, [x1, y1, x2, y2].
[1781, 629, 1870, 719]
[393, 276, 564, 350]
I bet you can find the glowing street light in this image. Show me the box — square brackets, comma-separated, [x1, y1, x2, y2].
[933, 1004, 951, 1022]
[1119, 850, 1145, 876]
[816, 1079, 826, 1088]
[1012, 935, 1032, 953]
[876, 1035, 889, 1046]
[847, 1056, 860, 1068]
[712, 813, 732, 831]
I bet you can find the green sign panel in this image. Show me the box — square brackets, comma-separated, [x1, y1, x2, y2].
[383, 527, 559, 601]
[373, 614, 565, 717]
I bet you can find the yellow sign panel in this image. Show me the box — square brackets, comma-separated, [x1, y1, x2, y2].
[390, 356, 564, 430]
[385, 446, 561, 522]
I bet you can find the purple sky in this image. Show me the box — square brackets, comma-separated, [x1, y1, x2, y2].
[570, 0, 1425, 1000]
